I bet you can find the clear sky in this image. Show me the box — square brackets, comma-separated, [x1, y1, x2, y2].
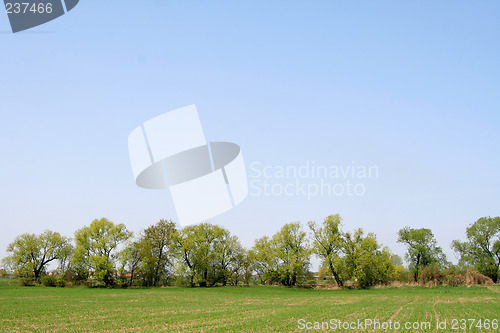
[1, 1, 499, 268]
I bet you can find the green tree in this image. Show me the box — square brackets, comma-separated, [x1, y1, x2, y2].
[274, 222, 311, 286]
[229, 248, 254, 285]
[174, 225, 199, 286]
[308, 214, 345, 286]
[251, 235, 279, 284]
[341, 229, 395, 288]
[2, 230, 72, 279]
[136, 219, 177, 286]
[214, 232, 245, 286]
[390, 254, 403, 267]
[317, 266, 329, 280]
[119, 241, 142, 285]
[175, 223, 243, 287]
[452, 216, 500, 283]
[253, 222, 310, 286]
[73, 218, 131, 286]
[397, 227, 446, 282]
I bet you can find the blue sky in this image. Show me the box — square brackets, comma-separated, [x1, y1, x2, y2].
[1, 1, 499, 267]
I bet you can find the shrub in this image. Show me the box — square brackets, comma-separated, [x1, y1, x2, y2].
[83, 280, 106, 288]
[114, 279, 129, 288]
[393, 266, 411, 283]
[56, 276, 66, 287]
[465, 268, 494, 285]
[441, 267, 465, 287]
[415, 266, 494, 287]
[65, 269, 89, 285]
[41, 275, 58, 287]
[418, 265, 443, 286]
[19, 277, 36, 286]
[39, 274, 67, 287]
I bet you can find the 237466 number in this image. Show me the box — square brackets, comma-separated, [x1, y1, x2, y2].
[5, 2, 53, 14]
[451, 319, 498, 330]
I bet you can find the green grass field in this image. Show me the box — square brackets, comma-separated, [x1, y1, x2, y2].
[0, 279, 499, 332]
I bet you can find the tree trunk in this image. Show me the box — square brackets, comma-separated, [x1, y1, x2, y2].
[414, 254, 420, 282]
[328, 261, 343, 287]
[129, 269, 134, 285]
[202, 270, 208, 287]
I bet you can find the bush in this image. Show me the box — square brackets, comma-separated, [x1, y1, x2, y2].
[170, 275, 190, 286]
[441, 267, 465, 286]
[64, 269, 89, 285]
[419, 265, 443, 286]
[41, 275, 58, 287]
[417, 266, 494, 287]
[392, 266, 411, 283]
[19, 277, 36, 286]
[83, 280, 106, 288]
[465, 268, 494, 285]
[114, 279, 129, 288]
[40, 274, 67, 287]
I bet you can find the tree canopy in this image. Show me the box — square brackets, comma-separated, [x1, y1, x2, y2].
[341, 229, 395, 288]
[452, 216, 500, 283]
[308, 214, 344, 286]
[175, 223, 244, 287]
[397, 227, 447, 281]
[137, 219, 177, 286]
[3, 214, 493, 289]
[2, 230, 72, 278]
[73, 218, 131, 285]
[253, 222, 310, 286]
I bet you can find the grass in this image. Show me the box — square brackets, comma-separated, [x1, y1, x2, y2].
[0, 279, 499, 332]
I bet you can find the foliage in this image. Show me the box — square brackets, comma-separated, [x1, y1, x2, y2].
[397, 227, 447, 282]
[40, 275, 66, 287]
[390, 254, 403, 267]
[227, 247, 253, 285]
[174, 223, 244, 286]
[317, 266, 329, 280]
[340, 229, 396, 288]
[452, 216, 500, 283]
[118, 241, 141, 286]
[309, 215, 398, 288]
[19, 276, 36, 286]
[392, 265, 411, 283]
[134, 219, 177, 286]
[2, 230, 72, 279]
[3, 214, 498, 290]
[253, 222, 310, 286]
[251, 235, 276, 284]
[308, 214, 344, 286]
[72, 218, 131, 286]
[418, 265, 494, 287]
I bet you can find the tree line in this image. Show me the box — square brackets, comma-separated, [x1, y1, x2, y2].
[1, 215, 499, 288]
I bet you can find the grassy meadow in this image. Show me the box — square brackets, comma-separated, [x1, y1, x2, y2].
[0, 279, 499, 332]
